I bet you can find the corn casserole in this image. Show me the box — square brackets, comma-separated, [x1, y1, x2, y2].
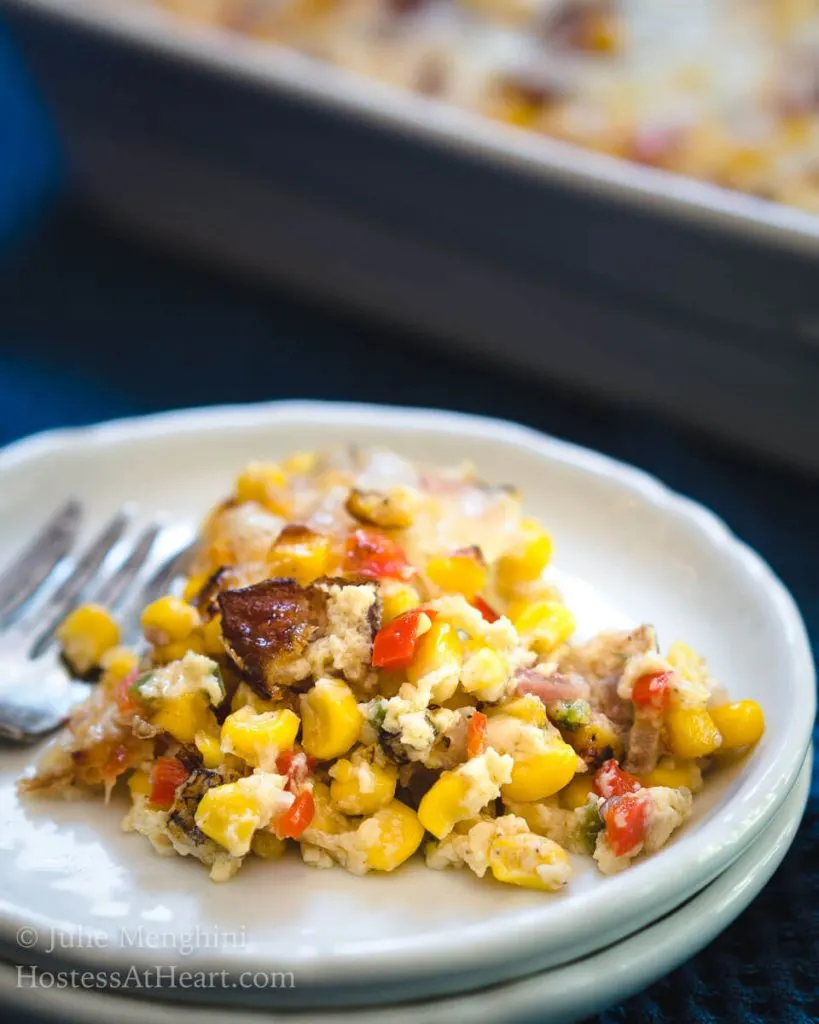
[20, 448, 766, 890]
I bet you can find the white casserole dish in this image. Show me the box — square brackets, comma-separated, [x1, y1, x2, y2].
[4, 0, 819, 471]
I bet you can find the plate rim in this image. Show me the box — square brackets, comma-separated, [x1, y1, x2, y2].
[0, 400, 814, 995]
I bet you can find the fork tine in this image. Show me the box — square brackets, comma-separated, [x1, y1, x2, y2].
[92, 524, 162, 609]
[116, 537, 195, 632]
[116, 538, 197, 644]
[130, 539, 197, 611]
[0, 499, 82, 620]
[27, 510, 130, 657]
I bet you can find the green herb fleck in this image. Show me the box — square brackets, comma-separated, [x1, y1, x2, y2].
[128, 671, 155, 698]
[211, 665, 226, 704]
[370, 699, 388, 730]
[547, 699, 591, 731]
[576, 802, 604, 856]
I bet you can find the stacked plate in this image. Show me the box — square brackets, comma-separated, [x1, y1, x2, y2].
[0, 403, 813, 1023]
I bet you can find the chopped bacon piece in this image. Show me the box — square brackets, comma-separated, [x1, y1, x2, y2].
[218, 578, 328, 694]
[516, 668, 584, 703]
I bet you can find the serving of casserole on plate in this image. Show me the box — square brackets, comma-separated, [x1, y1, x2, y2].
[22, 445, 767, 890]
[0, 403, 813, 1008]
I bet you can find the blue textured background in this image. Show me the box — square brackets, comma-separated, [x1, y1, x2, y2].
[0, 15, 817, 1023]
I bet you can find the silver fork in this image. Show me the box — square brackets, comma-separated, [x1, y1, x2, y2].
[0, 502, 196, 743]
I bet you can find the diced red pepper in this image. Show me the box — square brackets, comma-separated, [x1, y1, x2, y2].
[466, 711, 487, 759]
[275, 790, 315, 840]
[149, 756, 189, 809]
[371, 608, 433, 670]
[603, 792, 648, 857]
[345, 529, 412, 580]
[102, 742, 132, 780]
[116, 671, 142, 715]
[275, 749, 317, 791]
[471, 596, 500, 623]
[594, 759, 641, 799]
[631, 670, 672, 712]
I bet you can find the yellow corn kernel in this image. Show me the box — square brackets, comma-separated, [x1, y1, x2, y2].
[235, 461, 288, 513]
[638, 758, 701, 791]
[488, 832, 571, 891]
[281, 451, 318, 477]
[195, 729, 223, 769]
[379, 580, 421, 624]
[200, 615, 224, 658]
[585, 10, 619, 52]
[496, 518, 553, 593]
[426, 551, 487, 601]
[230, 681, 280, 714]
[235, 462, 286, 497]
[417, 771, 471, 840]
[667, 641, 707, 687]
[406, 619, 463, 701]
[460, 647, 509, 701]
[268, 525, 331, 585]
[359, 801, 425, 872]
[194, 778, 282, 858]
[141, 596, 201, 646]
[441, 689, 477, 711]
[220, 705, 300, 767]
[195, 785, 256, 856]
[512, 601, 576, 654]
[100, 645, 140, 685]
[127, 770, 152, 798]
[251, 832, 288, 859]
[720, 147, 767, 190]
[566, 714, 624, 765]
[782, 113, 812, 147]
[345, 488, 416, 529]
[377, 670, 405, 699]
[57, 603, 120, 674]
[151, 691, 218, 745]
[152, 634, 206, 664]
[330, 758, 398, 816]
[182, 573, 208, 604]
[708, 701, 765, 751]
[311, 781, 350, 834]
[300, 679, 362, 761]
[496, 95, 542, 129]
[488, 695, 547, 727]
[665, 707, 722, 759]
[559, 773, 595, 810]
[503, 579, 563, 613]
[502, 741, 578, 803]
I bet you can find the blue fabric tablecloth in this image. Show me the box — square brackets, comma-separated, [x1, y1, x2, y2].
[0, 16, 817, 1024]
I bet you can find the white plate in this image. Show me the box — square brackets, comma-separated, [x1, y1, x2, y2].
[0, 402, 813, 1008]
[1, 749, 810, 1024]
